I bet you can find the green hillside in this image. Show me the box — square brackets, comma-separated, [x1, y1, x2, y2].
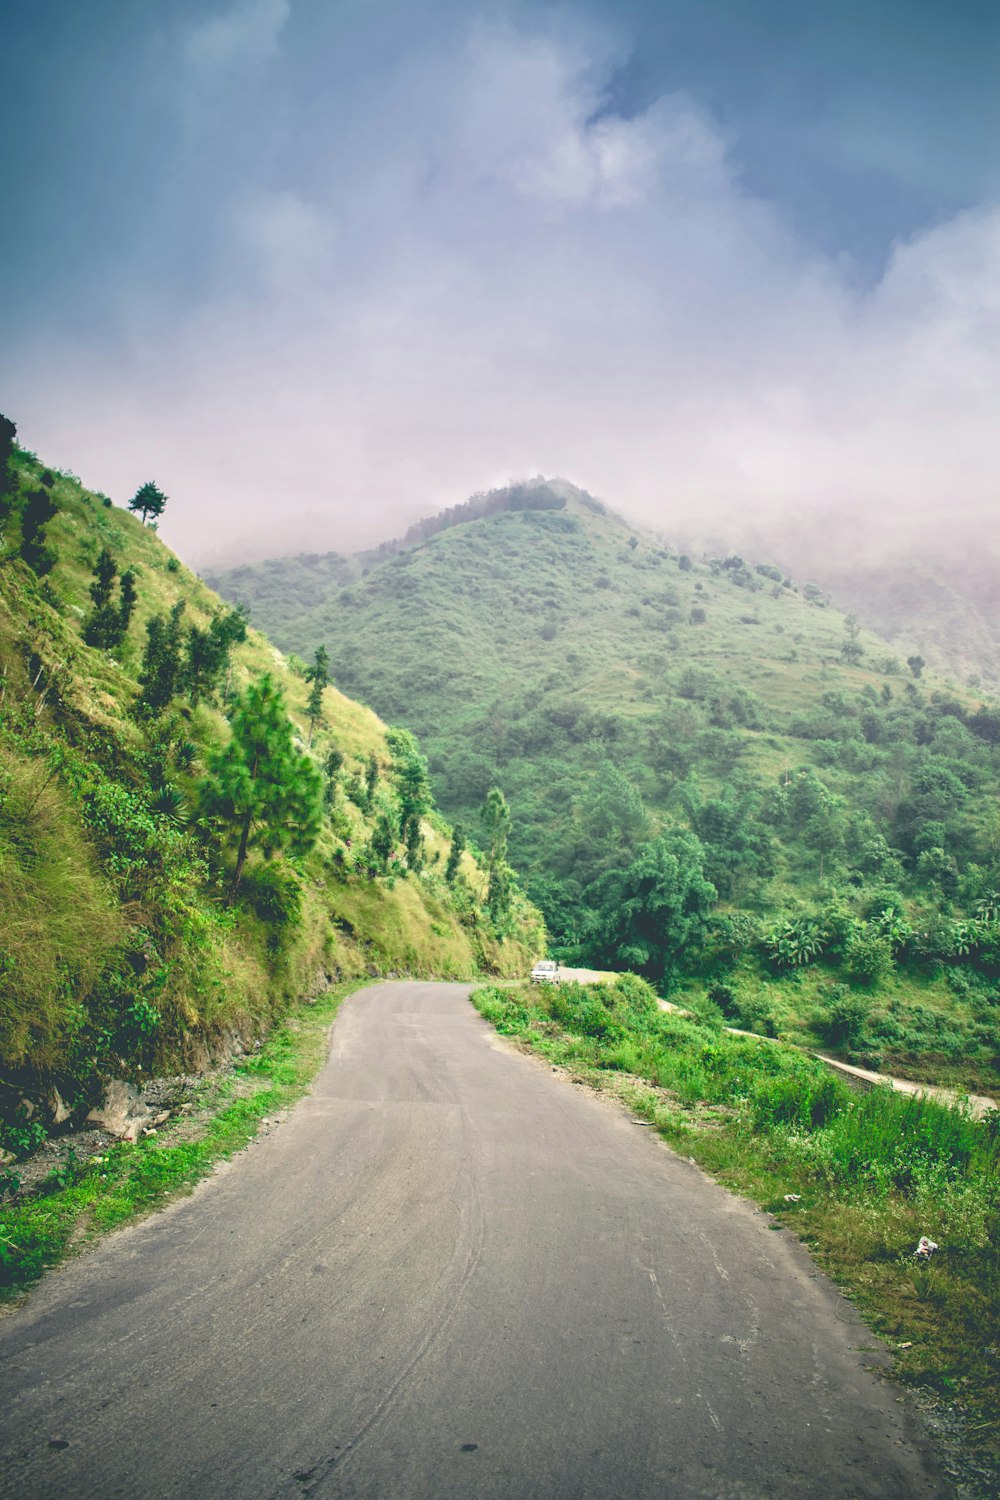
[715, 504, 1000, 694]
[210, 481, 1000, 1093]
[0, 424, 542, 1169]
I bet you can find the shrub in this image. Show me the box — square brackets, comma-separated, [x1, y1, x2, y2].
[816, 986, 869, 1049]
[844, 926, 894, 986]
[707, 981, 739, 1018]
[736, 991, 779, 1037]
[749, 1068, 848, 1132]
[240, 860, 303, 928]
[610, 972, 659, 1021]
[765, 917, 825, 969]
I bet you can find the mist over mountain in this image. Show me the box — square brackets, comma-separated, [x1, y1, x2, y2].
[689, 504, 1000, 692]
[207, 476, 1000, 694]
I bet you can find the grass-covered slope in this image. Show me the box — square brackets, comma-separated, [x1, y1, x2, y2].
[721, 503, 1000, 694]
[0, 438, 542, 1166]
[210, 481, 1000, 1093]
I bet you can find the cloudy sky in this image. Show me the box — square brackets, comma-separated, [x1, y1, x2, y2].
[1, 0, 998, 564]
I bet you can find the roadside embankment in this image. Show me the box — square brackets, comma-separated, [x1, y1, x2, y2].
[0, 980, 369, 1305]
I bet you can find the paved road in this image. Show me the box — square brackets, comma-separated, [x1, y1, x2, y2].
[0, 982, 947, 1499]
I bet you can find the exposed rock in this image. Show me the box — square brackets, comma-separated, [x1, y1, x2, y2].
[50, 1087, 71, 1125]
[86, 1081, 169, 1143]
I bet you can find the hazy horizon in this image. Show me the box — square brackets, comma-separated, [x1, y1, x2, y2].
[2, 0, 998, 569]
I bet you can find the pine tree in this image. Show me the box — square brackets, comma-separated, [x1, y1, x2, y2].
[403, 813, 424, 872]
[386, 727, 431, 832]
[305, 645, 330, 745]
[486, 858, 514, 927]
[481, 787, 512, 920]
[183, 605, 248, 706]
[138, 601, 186, 712]
[89, 547, 117, 608]
[481, 786, 510, 870]
[0, 413, 16, 528]
[370, 813, 395, 871]
[128, 481, 167, 525]
[364, 751, 379, 810]
[117, 569, 137, 637]
[198, 675, 322, 902]
[840, 614, 864, 664]
[85, 555, 138, 650]
[445, 824, 466, 884]
[20, 486, 58, 575]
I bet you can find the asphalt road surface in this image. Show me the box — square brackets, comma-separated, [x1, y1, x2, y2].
[0, 982, 948, 1499]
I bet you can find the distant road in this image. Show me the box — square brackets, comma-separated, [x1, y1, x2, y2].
[0, 983, 947, 1499]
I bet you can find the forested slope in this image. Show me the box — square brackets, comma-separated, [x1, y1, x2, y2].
[0, 421, 541, 1170]
[211, 481, 1000, 1092]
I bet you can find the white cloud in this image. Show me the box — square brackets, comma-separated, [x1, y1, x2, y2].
[183, 0, 290, 76]
[9, 15, 1000, 565]
[228, 190, 334, 291]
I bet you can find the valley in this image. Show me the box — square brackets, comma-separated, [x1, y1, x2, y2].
[209, 480, 1000, 1096]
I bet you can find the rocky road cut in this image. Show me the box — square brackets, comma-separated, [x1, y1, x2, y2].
[0, 982, 948, 1499]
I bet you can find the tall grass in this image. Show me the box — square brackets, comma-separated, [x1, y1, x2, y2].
[478, 977, 1000, 1197]
[0, 754, 124, 1066]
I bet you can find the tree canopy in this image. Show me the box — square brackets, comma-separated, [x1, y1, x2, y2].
[198, 674, 322, 901]
[128, 481, 168, 525]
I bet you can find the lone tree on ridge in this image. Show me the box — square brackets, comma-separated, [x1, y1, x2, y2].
[128, 481, 168, 525]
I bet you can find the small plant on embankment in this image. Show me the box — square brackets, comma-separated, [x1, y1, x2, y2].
[473, 977, 1000, 1468]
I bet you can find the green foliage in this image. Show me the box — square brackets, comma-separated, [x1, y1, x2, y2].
[198, 675, 322, 900]
[0, 444, 542, 1185]
[240, 860, 303, 930]
[364, 751, 379, 810]
[19, 486, 58, 575]
[0, 756, 124, 1068]
[83, 549, 137, 649]
[765, 917, 825, 969]
[815, 985, 870, 1049]
[749, 1069, 849, 1131]
[127, 481, 167, 525]
[138, 601, 186, 713]
[445, 823, 466, 884]
[369, 812, 395, 871]
[840, 613, 864, 664]
[305, 644, 330, 740]
[388, 727, 431, 830]
[196, 477, 1000, 1081]
[587, 831, 716, 983]
[844, 925, 895, 986]
[183, 604, 247, 706]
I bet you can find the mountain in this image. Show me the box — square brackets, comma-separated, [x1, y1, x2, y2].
[693, 503, 1000, 693]
[0, 425, 541, 1153]
[209, 479, 1000, 1091]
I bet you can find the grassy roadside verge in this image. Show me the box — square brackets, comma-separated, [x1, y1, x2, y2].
[0, 979, 368, 1306]
[473, 977, 1000, 1481]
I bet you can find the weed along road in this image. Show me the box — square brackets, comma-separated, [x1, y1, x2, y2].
[0, 983, 947, 1500]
